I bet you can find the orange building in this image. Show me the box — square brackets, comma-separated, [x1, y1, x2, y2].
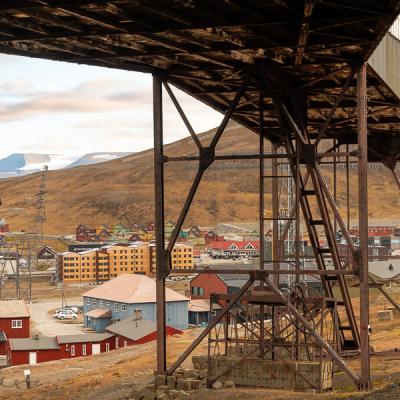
[58, 242, 193, 283]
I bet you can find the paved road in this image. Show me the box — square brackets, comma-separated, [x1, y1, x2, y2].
[29, 300, 84, 336]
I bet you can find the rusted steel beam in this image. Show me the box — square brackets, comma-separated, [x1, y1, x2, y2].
[357, 63, 371, 391]
[163, 81, 203, 149]
[169, 268, 355, 275]
[391, 167, 400, 191]
[154, 74, 167, 374]
[315, 68, 356, 146]
[167, 277, 254, 375]
[271, 144, 280, 287]
[166, 78, 249, 254]
[294, 0, 314, 66]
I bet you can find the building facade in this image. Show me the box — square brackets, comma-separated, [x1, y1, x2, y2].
[59, 242, 193, 283]
[82, 274, 189, 331]
[149, 242, 194, 273]
[0, 300, 30, 343]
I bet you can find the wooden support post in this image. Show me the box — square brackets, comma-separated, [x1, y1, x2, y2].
[357, 63, 370, 390]
[154, 74, 167, 374]
[272, 144, 279, 285]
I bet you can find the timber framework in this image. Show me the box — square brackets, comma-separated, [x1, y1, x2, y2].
[1, 0, 400, 392]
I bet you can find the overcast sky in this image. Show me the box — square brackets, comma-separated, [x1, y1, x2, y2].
[0, 54, 223, 158]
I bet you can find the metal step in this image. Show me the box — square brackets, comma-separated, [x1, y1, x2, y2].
[310, 219, 324, 226]
[317, 248, 331, 254]
[301, 189, 316, 196]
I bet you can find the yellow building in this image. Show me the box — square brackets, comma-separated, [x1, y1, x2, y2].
[105, 243, 151, 278]
[150, 243, 194, 274]
[59, 249, 110, 283]
[59, 242, 193, 283]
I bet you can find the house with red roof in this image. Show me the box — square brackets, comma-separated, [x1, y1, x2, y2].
[209, 240, 260, 258]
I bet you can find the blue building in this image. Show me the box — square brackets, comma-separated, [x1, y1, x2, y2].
[82, 274, 189, 332]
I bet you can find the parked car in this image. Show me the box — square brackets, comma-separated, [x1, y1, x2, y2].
[64, 305, 80, 314]
[52, 309, 78, 320]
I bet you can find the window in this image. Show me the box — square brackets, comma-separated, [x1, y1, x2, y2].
[116, 337, 119, 349]
[114, 303, 119, 312]
[191, 286, 204, 296]
[92, 299, 96, 307]
[86, 299, 90, 306]
[71, 345, 75, 356]
[82, 344, 87, 356]
[12, 320, 22, 329]
[121, 304, 126, 312]
[105, 343, 110, 352]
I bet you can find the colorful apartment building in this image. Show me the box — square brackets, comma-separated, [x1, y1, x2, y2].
[58, 242, 193, 283]
[105, 243, 151, 277]
[149, 242, 194, 273]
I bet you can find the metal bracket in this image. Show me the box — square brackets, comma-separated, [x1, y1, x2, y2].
[199, 146, 215, 171]
[299, 143, 316, 166]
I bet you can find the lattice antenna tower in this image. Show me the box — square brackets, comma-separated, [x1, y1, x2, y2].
[35, 165, 48, 244]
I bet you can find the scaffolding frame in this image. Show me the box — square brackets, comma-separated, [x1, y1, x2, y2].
[153, 63, 385, 391]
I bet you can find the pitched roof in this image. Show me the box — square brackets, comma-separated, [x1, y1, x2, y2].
[10, 336, 59, 351]
[369, 260, 400, 280]
[210, 240, 260, 251]
[0, 300, 29, 318]
[189, 299, 210, 313]
[105, 316, 157, 341]
[83, 274, 189, 304]
[85, 308, 111, 319]
[57, 333, 113, 344]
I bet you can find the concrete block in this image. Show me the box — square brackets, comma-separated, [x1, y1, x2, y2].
[189, 379, 201, 390]
[378, 310, 393, 321]
[183, 370, 199, 379]
[182, 380, 192, 391]
[176, 379, 185, 390]
[155, 374, 167, 388]
[167, 375, 177, 389]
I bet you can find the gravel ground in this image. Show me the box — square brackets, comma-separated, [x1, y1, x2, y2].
[28, 300, 84, 336]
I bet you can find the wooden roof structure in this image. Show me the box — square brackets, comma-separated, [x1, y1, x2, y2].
[0, 1, 400, 153]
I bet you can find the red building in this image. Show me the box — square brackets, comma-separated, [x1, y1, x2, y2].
[7, 316, 182, 366]
[57, 333, 114, 358]
[76, 224, 99, 242]
[105, 314, 181, 348]
[190, 274, 228, 300]
[8, 336, 61, 366]
[349, 225, 397, 237]
[209, 240, 260, 258]
[0, 300, 30, 354]
[190, 273, 248, 300]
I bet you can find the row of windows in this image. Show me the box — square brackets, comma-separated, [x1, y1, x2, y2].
[86, 299, 126, 312]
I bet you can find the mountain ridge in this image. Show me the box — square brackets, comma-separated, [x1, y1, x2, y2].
[0, 125, 397, 234]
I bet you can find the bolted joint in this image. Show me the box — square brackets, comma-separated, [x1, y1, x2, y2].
[157, 249, 170, 280]
[199, 146, 215, 171]
[299, 143, 316, 166]
[254, 270, 268, 281]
